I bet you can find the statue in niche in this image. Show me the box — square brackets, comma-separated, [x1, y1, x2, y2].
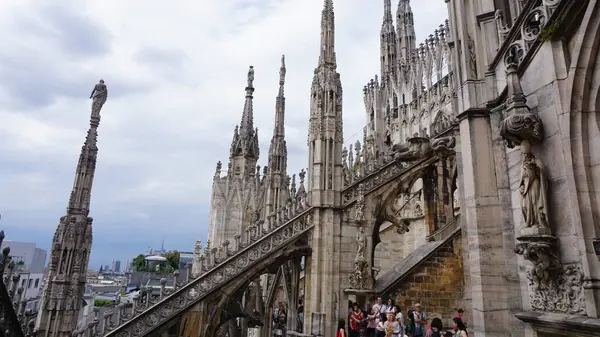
[519, 142, 549, 228]
[355, 226, 366, 262]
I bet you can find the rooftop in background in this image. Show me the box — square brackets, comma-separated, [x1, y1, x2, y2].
[1, 240, 47, 273]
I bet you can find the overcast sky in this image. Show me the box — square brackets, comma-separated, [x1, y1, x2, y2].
[0, 0, 447, 269]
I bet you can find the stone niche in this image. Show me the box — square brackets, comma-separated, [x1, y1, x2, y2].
[373, 178, 426, 276]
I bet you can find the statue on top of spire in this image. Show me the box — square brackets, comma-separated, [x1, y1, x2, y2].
[280, 55, 286, 84]
[247, 66, 255, 88]
[90, 79, 108, 115]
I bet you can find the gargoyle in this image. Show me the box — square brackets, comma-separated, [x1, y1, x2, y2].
[391, 137, 432, 161]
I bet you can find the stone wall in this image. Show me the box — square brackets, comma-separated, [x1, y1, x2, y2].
[386, 234, 464, 328]
[373, 178, 428, 276]
[373, 219, 427, 274]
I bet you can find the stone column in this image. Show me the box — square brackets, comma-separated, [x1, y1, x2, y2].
[435, 160, 446, 227]
[456, 108, 511, 337]
[421, 166, 437, 237]
[287, 257, 302, 332]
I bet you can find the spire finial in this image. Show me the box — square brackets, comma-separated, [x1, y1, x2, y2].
[319, 0, 336, 67]
[383, 0, 393, 22]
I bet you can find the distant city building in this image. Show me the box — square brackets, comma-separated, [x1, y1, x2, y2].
[1, 240, 47, 273]
[0, 240, 47, 312]
[115, 260, 121, 272]
[178, 252, 193, 269]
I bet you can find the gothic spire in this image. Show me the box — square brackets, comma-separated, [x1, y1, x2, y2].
[380, 0, 397, 84]
[308, 0, 344, 205]
[239, 65, 255, 141]
[229, 66, 260, 161]
[319, 0, 336, 67]
[265, 55, 289, 215]
[274, 55, 286, 140]
[397, 0, 416, 62]
[383, 0, 393, 23]
[36, 79, 107, 337]
[268, 55, 288, 175]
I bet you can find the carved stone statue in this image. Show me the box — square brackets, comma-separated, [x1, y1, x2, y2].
[355, 184, 366, 223]
[194, 240, 202, 254]
[349, 260, 369, 289]
[89, 79, 108, 115]
[515, 242, 559, 292]
[247, 66, 255, 87]
[431, 136, 456, 153]
[355, 226, 365, 262]
[519, 142, 549, 229]
[391, 136, 431, 161]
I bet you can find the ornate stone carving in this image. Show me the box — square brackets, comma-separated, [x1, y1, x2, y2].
[522, 8, 547, 49]
[500, 113, 544, 148]
[394, 219, 411, 235]
[348, 260, 369, 290]
[494, 9, 511, 42]
[104, 209, 314, 337]
[431, 136, 456, 154]
[355, 226, 366, 262]
[430, 112, 454, 137]
[391, 136, 431, 161]
[496, 1, 564, 69]
[515, 241, 585, 314]
[500, 61, 544, 148]
[342, 156, 436, 206]
[355, 184, 366, 224]
[504, 42, 525, 68]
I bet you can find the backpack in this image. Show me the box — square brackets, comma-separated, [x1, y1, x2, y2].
[406, 321, 415, 333]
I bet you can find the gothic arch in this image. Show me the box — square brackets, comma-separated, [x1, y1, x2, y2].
[560, 0, 600, 313]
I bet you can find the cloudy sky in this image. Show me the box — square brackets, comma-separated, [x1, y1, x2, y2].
[0, 0, 447, 269]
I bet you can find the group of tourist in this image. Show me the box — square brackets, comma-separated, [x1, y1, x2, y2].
[340, 297, 468, 337]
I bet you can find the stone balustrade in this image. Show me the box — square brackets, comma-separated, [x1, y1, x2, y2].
[100, 207, 314, 336]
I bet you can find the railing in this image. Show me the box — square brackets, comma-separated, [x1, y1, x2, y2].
[425, 216, 459, 242]
[342, 155, 440, 207]
[342, 135, 456, 207]
[94, 206, 314, 337]
[0, 230, 36, 337]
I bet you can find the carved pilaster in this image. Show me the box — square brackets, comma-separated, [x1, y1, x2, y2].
[348, 184, 371, 290]
[499, 60, 585, 315]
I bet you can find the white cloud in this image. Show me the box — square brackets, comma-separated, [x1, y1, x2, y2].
[0, 0, 447, 266]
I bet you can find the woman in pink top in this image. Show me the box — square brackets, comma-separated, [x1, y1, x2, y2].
[366, 308, 377, 337]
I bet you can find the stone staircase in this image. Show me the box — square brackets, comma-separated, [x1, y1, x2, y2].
[97, 207, 314, 337]
[375, 217, 460, 294]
